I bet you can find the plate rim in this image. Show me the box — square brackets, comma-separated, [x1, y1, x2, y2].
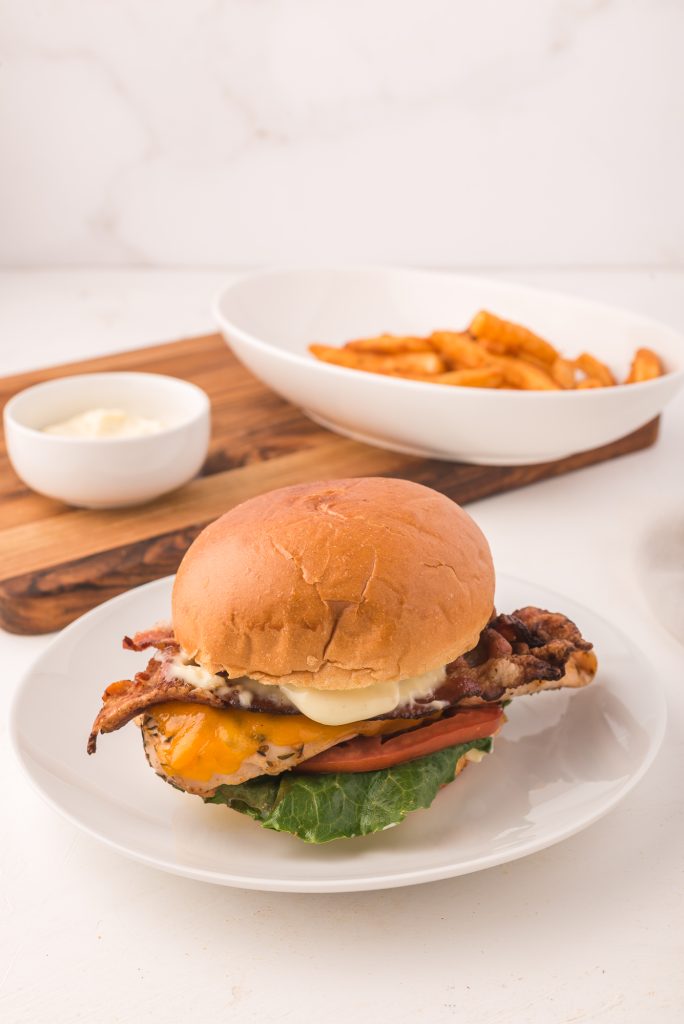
[9, 573, 668, 893]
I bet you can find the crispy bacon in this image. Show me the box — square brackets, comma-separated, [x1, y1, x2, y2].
[87, 607, 595, 754]
[439, 606, 596, 705]
[122, 624, 177, 653]
[87, 659, 223, 754]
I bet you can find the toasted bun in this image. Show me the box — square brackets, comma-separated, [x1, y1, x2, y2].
[172, 477, 494, 690]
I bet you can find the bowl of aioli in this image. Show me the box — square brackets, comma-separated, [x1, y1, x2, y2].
[3, 372, 210, 508]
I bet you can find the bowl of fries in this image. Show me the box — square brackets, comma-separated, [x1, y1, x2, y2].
[214, 268, 684, 464]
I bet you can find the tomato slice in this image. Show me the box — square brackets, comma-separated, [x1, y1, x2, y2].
[296, 705, 504, 774]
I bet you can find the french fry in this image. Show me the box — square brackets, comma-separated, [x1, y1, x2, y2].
[625, 347, 663, 383]
[345, 334, 434, 355]
[433, 367, 504, 388]
[575, 352, 615, 387]
[309, 345, 445, 376]
[469, 311, 558, 365]
[489, 355, 560, 390]
[378, 351, 445, 375]
[311, 319, 665, 393]
[474, 336, 508, 356]
[550, 357, 577, 389]
[430, 331, 494, 369]
[430, 332, 554, 390]
[309, 344, 370, 370]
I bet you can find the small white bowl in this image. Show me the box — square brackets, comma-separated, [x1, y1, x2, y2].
[3, 372, 210, 508]
[214, 267, 684, 465]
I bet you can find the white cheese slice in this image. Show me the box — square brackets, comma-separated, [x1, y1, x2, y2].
[281, 666, 447, 726]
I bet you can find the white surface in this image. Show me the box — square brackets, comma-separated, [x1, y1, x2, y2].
[1, 1, 683, 269]
[11, 574, 666, 892]
[215, 266, 684, 463]
[3, 372, 210, 507]
[1, 270, 683, 1019]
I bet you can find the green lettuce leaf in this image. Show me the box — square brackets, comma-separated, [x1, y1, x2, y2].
[204, 737, 492, 843]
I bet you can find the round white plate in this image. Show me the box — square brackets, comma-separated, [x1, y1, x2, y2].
[10, 575, 665, 893]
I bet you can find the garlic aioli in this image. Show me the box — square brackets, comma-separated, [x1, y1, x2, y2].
[43, 408, 163, 438]
[165, 652, 448, 726]
[167, 657, 227, 692]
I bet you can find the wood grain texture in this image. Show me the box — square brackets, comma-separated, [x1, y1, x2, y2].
[0, 333, 660, 634]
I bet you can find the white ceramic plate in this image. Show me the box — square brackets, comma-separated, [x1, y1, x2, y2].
[213, 267, 684, 465]
[11, 574, 665, 893]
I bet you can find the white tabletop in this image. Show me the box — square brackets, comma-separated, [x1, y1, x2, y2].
[1, 269, 683, 1023]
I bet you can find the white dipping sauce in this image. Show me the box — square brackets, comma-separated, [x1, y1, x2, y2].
[43, 408, 163, 438]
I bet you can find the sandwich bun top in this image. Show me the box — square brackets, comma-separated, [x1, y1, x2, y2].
[172, 477, 495, 690]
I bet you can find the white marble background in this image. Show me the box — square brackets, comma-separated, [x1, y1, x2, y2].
[1, 0, 682, 270]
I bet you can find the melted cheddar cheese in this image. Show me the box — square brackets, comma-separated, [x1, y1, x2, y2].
[147, 702, 420, 783]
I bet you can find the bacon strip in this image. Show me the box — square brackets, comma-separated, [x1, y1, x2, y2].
[87, 659, 226, 754]
[122, 624, 177, 652]
[87, 607, 595, 753]
[440, 606, 596, 705]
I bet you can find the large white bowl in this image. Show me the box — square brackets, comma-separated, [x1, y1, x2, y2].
[214, 267, 684, 465]
[4, 372, 210, 508]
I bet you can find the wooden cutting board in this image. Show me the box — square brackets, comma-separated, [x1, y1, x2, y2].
[0, 333, 659, 634]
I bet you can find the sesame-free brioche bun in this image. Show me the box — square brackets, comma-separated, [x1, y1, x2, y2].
[171, 477, 494, 690]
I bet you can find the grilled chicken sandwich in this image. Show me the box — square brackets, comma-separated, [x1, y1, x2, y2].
[88, 477, 597, 843]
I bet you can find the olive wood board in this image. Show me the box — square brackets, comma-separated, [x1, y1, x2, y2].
[0, 332, 659, 634]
